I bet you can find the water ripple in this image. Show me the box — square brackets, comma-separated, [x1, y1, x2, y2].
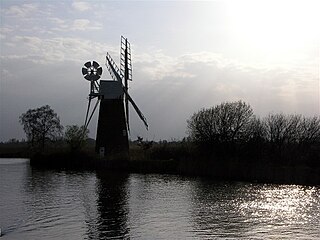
[0, 160, 319, 239]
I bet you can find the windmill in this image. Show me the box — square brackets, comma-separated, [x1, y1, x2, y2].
[82, 36, 148, 157]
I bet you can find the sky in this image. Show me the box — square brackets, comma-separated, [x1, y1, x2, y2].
[0, 0, 319, 142]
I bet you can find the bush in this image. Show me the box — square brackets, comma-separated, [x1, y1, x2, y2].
[64, 125, 89, 151]
[187, 101, 254, 146]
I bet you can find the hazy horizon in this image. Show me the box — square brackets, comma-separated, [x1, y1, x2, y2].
[1, 0, 319, 142]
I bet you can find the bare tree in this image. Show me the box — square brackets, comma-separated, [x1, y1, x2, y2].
[187, 101, 253, 145]
[187, 107, 217, 143]
[19, 105, 63, 149]
[264, 113, 317, 145]
[247, 116, 266, 142]
[297, 116, 320, 145]
[64, 125, 89, 151]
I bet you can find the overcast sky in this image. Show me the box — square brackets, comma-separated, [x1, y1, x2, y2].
[0, 0, 319, 142]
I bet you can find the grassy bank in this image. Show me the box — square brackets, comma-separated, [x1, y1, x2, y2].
[2, 140, 319, 186]
[129, 141, 320, 185]
[0, 141, 29, 158]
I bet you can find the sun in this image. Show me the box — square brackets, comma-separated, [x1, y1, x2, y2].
[225, 0, 319, 62]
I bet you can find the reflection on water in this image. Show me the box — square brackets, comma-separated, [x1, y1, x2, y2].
[95, 172, 129, 239]
[22, 168, 98, 239]
[234, 184, 320, 239]
[189, 180, 320, 239]
[127, 175, 195, 239]
[190, 181, 249, 238]
[0, 159, 319, 239]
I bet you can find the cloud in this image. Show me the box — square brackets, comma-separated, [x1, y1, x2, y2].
[48, 17, 65, 25]
[1, 2, 102, 35]
[6, 36, 113, 65]
[72, 1, 91, 12]
[134, 51, 226, 81]
[0, 27, 14, 34]
[14, 36, 42, 47]
[134, 51, 255, 83]
[4, 3, 38, 17]
[49, 18, 102, 32]
[1, 68, 12, 79]
[71, 19, 102, 31]
[134, 51, 193, 81]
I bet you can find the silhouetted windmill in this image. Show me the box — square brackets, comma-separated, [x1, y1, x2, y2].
[82, 36, 148, 157]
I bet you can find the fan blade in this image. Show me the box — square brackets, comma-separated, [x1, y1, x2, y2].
[124, 90, 148, 130]
[84, 61, 91, 68]
[82, 67, 88, 75]
[84, 74, 92, 81]
[92, 61, 99, 69]
[96, 67, 102, 76]
[91, 74, 100, 81]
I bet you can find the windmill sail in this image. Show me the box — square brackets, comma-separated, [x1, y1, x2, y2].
[120, 36, 132, 132]
[123, 88, 148, 130]
[106, 53, 122, 82]
[120, 36, 132, 81]
[106, 52, 148, 131]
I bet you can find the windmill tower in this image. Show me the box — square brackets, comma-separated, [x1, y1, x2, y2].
[82, 36, 148, 157]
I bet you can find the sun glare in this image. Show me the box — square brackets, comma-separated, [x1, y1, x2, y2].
[226, 0, 319, 62]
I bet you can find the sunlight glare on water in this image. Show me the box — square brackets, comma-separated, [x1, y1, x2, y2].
[0, 159, 319, 239]
[232, 184, 320, 239]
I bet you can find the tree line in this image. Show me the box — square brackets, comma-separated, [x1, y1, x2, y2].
[14, 102, 319, 184]
[187, 101, 320, 167]
[18, 102, 320, 168]
[19, 105, 89, 151]
[187, 101, 320, 146]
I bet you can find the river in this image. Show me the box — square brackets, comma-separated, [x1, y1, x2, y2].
[0, 158, 319, 239]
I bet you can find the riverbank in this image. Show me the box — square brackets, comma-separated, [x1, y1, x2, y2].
[26, 150, 320, 186]
[2, 140, 319, 186]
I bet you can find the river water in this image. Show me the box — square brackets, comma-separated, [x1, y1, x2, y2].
[0, 158, 319, 239]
